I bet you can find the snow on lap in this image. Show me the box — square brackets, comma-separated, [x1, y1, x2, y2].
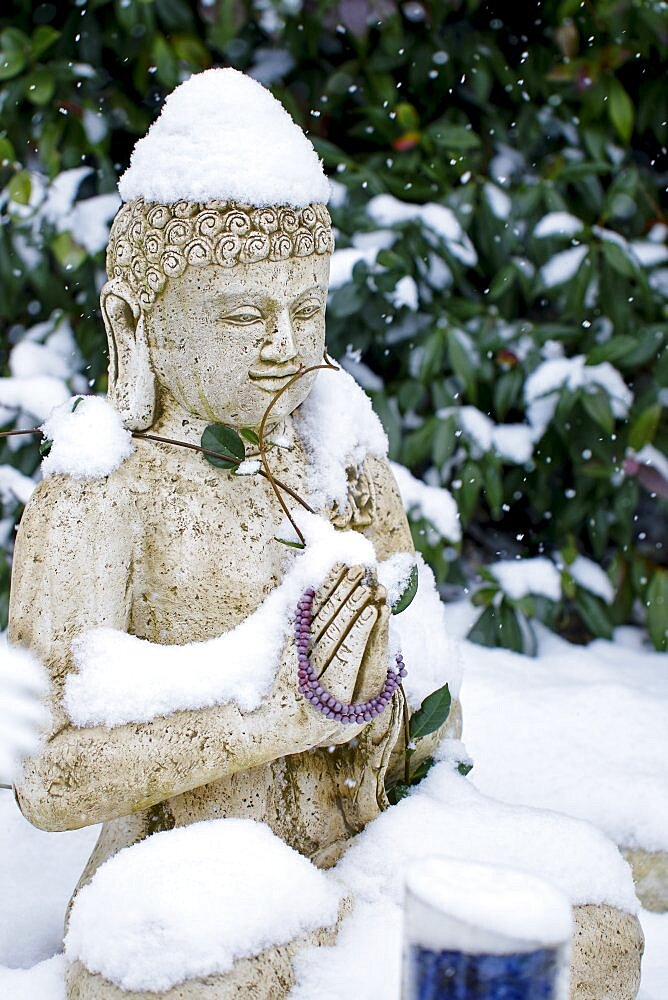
[64, 818, 343, 993]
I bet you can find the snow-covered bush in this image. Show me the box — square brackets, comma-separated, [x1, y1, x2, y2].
[1, 1, 666, 649]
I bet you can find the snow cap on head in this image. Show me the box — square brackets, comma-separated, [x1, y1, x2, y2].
[118, 68, 331, 208]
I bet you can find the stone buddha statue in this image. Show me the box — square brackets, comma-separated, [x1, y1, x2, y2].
[9, 68, 454, 998]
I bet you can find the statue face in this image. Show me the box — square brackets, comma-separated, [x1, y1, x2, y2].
[143, 254, 330, 427]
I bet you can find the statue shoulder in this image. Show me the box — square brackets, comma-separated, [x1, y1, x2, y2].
[18, 459, 138, 542]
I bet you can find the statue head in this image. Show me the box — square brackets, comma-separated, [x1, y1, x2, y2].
[102, 199, 333, 429]
[100, 67, 334, 430]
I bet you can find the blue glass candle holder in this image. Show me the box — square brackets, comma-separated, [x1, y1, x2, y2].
[402, 859, 572, 1000]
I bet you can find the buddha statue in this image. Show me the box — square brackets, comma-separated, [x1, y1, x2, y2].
[8, 68, 458, 998]
[7, 68, 642, 1000]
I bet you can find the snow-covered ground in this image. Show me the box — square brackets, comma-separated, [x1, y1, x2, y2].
[1, 599, 666, 997]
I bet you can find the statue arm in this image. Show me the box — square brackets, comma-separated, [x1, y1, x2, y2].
[362, 455, 414, 559]
[11, 476, 381, 832]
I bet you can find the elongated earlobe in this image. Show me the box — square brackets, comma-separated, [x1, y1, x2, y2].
[100, 279, 156, 430]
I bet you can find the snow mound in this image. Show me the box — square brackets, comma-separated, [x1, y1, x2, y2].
[64, 818, 342, 993]
[41, 396, 133, 480]
[335, 762, 638, 913]
[118, 68, 330, 207]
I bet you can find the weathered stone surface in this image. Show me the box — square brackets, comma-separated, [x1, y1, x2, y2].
[621, 847, 668, 913]
[570, 904, 643, 1000]
[65, 913, 343, 1000]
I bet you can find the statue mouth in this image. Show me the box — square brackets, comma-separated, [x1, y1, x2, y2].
[248, 366, 301, 391]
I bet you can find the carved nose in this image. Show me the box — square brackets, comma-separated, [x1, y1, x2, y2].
[259, 308, 298, 364]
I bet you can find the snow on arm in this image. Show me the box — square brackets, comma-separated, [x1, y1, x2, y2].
[65, 514, 376, 728]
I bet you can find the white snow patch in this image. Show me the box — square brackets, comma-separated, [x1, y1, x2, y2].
[391, 275, 418, 311]
[534, 212, 584, 239]
[489, 557, 562, 602]
[390, 462, 461, 542]
[377, 552, 416, 609]
[539, 245, 588, 288]
[390, 554, 463, 705]
[118, 68, 330, 207]
[0, 377, 70, 423]
[0, 466, 35, 507]
[41, 396, 134, 480]
[65, 819, 342, 993]
[64, 513, 376, 727]
[297, 366, 388, 511]
[630, 242, 668, 267]
[566, 556, 614, 604]
[483, 183, 511, 220]
[525, 355, 632, 438]
[328, 247, 376, 289]
[367, 194, 477, 266]
[444, 407, 533, 465]
[454, 602, 668, 852]
[335, 762, 638, 913]
[0, 643, 48, 785]
[632, 444, 668, 483]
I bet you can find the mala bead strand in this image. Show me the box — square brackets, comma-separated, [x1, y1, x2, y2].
[294, 588, 407, 724]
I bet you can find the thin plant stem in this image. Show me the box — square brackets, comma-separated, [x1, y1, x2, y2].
[0, 427, 41, 438]
[400, 684, 411, 786]
[257, 357, 339, 545]
[132, 432, 314, 513]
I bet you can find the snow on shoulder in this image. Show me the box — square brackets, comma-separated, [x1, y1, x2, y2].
[118, 68, 330, 208]
[41, 396, 133, 480]
[297, 365, 388, 511]
[65, 818, 342, 993]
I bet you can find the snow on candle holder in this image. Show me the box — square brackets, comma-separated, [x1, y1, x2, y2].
[402, 858, 572, 1000]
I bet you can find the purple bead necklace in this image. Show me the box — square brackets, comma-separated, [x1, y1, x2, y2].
[294, 587, 407, 725]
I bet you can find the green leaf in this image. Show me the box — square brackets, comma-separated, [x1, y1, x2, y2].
[7, 170, 31, 205]
[429, 122, 481, 151]
[580, 387, 615, 435]
[432, 416, 456, 467]
[0, 48, 25, 82]
[24, 69, 55, 106]
[607, 78, 634, 143]
[646, 569, 668, 651]
[447, 329, 477, 400]
[575, 588, 613, 640]
[586, 337, 638, 366]
[39, 438, 52, 457]
[457, 760, 473, 776]
[468, 604, 499, 648]
[0, 137, 15, 164]
[409, 683, 452, 741]
[239, 427, 260, 446]
[200, 424, 245, 470]
[275, 537, 306, 550]
[51, 232, 86, 271]
[628, 404, 661, 451]
[392, 563, 418, 614]
[600, 238, 638, 279]
[499, 600, 524, 653]
[31, 25, 60, 59]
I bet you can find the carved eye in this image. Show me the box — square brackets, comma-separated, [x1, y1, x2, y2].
[293, 302, 321, 321]
[222, 307, 263, 325]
